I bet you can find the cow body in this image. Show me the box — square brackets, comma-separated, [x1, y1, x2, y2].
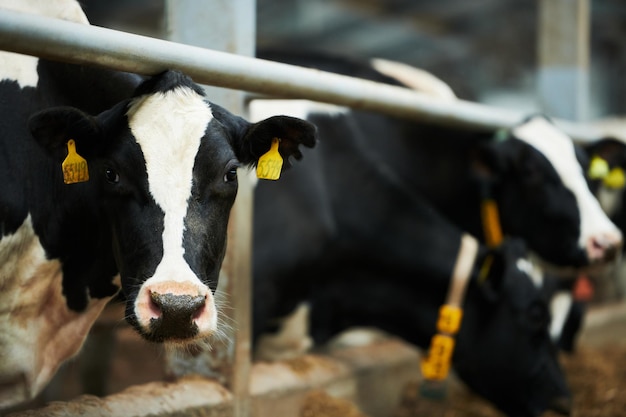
[0, 2, 317, 407]
[251, 106, 571, 417]
[254, 49, 623, 358]
[257, 49, 621, 268]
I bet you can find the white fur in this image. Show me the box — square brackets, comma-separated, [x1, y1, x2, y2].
[548, 291, 573, 343]
[0, 0, 88, 88]
[513, 117, 622, 256]
[0, 216, 114, 407]
[127, 87, 217, 332]
[516, 257, 545, 288]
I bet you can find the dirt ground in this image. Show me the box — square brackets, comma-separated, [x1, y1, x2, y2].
[300, 303, 626, 417]
[298, 344, 626, 417]
[11, 303, 626, 417]
[391, 345, 626, 417]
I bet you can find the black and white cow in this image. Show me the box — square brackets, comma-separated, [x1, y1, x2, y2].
[258, 49, 622, 269]
[250, 111, 571, 416]
[247, 51, 615, 416]
[253, 49, 624, 362]
[0, 2, 316, 408]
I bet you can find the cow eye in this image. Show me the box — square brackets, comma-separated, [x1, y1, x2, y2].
[223, 163, 239, 183]
[105, 167, 120, 184]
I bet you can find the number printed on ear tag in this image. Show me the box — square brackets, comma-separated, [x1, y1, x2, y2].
[62, 139, 89, 184]
[256, 138, 283, 180]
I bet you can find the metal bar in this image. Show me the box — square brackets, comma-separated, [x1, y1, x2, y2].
[0, 9, 603, 141]
[163, 1, 254, 417]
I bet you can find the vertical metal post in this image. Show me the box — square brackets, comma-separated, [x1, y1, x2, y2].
[164, 1, 254, 416]
[537, 0, 590, 121]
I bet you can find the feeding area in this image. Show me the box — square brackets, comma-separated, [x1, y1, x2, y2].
[1, 1, 626, 417]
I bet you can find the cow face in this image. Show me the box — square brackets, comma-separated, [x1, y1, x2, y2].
[475, 116, 622, 267]
[582, 137, 626, 223]
[29, 70, 317, 348]
[454, 240, 571, 417]
[307, 240, 570, 417]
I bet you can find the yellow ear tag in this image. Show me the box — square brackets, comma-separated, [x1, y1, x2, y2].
[62, 139, 89, 184]
[604, 167, 626, 189]
[588, 156, 609, 180]
[256, 138, 283, 180]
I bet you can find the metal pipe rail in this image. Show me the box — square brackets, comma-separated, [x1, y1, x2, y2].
[0, 9, 603, 141]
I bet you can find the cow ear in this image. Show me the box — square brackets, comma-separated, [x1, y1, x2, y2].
[29, 106, 103, 162]
[584, 137, 626, 168]
[237, 115, 318, 169]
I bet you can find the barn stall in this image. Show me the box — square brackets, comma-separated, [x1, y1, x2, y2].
[1, 1, 626, 416]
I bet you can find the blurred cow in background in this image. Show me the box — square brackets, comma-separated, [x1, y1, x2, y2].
[258, 49, 622, 269]
[254, 49, 622, 355]
[250, 98, 572, 415]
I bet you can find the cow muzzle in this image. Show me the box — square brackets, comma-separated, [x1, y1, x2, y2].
[134, 281, 217, 343]
[586, 232, 622, 264]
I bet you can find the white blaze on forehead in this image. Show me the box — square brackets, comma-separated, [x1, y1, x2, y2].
[513, 117, 621, 249]
[127, 86, 213, 285]
[0, 0, 89, 88]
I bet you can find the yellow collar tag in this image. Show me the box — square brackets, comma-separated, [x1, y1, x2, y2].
[481, 199, 503, 248]
[420, 234, 477, 390]
[256, 138, 283, 180]
[62, 139, 89, 184]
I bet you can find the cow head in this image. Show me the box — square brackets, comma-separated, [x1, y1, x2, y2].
[454, 240, 571, 417]
[29, 70, 317, 348]
[581, 136, 626, 227]
[473, 116, 622, 267]
[308, 239, 570, 417]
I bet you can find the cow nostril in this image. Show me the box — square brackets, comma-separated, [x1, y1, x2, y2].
[149, 292, 206, 321]
[587, 235, 620, 262]
[147, 291, 163, 319]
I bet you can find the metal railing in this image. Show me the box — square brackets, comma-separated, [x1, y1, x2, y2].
[0, 9, 604, 142]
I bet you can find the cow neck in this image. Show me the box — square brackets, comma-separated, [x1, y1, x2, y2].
[420, 233, 479, 397]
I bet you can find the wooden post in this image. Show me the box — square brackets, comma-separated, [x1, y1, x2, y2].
[537, 0, 590, 121]
[164, 1, 254, 416]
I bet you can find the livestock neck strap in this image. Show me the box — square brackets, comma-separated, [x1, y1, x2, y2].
[480, 129, 506, 248]
[481, 199, 503, 247]
[420, 233, 479, 388]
